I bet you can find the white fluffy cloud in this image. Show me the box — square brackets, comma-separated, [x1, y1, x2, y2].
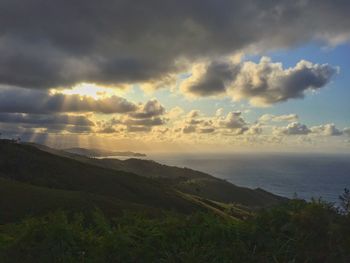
[182, 57, 338, 106]
[274, 122, 345, 137]
[219, 112, 247, 129]
[310, 124, 343, 136]
[275, 122, 311, 135]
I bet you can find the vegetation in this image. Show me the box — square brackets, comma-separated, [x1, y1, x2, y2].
[1, 140, 349, 262]
[0, 140, 201, 222]
[34, 142, 286, 207]
[0, 198, 350, 263]
[0, 140, 284, 223]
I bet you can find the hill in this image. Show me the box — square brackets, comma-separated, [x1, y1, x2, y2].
[0, 177, 157, 223]
[32, 144, 285, 207]
[0, 140, 285, 224]
[63, 147, 146, 157]
[33, 144, 287, 208]
[92, 158, 286, 207]
[0, 140, 201, 223]
[27, 144, 287, 209]
[3, 140, 348, 263]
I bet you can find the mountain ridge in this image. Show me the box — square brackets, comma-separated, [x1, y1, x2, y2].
[0, 140, 286, 224]
[29, 141, 286, 207]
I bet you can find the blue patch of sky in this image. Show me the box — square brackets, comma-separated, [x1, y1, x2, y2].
[256, 42, 350, 128]
[125, 42, 349, 128]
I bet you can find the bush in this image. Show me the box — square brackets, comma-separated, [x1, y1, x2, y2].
[1, 200, 350, 263]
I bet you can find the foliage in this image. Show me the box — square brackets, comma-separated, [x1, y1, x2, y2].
[339, 188, 350, 215]
[1, 199, 350, 263]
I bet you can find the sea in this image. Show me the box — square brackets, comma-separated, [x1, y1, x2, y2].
[147, 152, 350, 204]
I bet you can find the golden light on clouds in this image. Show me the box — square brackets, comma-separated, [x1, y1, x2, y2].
[50, 83, 125, 100]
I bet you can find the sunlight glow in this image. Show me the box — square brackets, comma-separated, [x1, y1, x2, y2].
[51, 83, 122, 99]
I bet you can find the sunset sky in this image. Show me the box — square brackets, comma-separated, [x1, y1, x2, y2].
[1, 0, 350, 152]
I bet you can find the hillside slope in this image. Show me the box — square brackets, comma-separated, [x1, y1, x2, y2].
[28, 142, 285, 207]
[66, 157, 285, 207]
[0, 140, 200, 217]
[0, 177, 157, 223]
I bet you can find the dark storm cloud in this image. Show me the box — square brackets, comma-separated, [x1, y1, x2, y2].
[0, 86, 137, 114]
[0, 0, 349, 89]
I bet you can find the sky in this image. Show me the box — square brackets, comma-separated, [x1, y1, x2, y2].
[0, 0, 350, 153]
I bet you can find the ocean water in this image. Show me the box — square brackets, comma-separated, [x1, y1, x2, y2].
[150, 153, 350, 203]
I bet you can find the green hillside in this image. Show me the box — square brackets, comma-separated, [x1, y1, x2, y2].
[0, 140, 201, 221]
[66, 155, 286, 207]
[0, 177, 159, 224]
[1, 140, 349, 262]
[27, 143, 285, 207]
[0, 140, 285, 225]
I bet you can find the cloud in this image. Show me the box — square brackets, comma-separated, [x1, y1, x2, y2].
[182, 125, 197, 134]
[183, 57, 337, 106]
[310, 124, 343, 136]
[0, 86, 137, 114]
[275, 122, 344, 137]
[219, 111, 247, 129]
[0, 113, 94, 127]
[343, 128, 350, 136]
[178, 110, 256, 136]
[167, 106, 184, 119]
[276, 122, 311, 135]
[0, 86, 169, 134]
[124, 117, 166, 127]
[245, 123, 262, 135]
[98, 126, 117, 134]
[0, 0, 348, 90]
[0, 120, 93, 135]
[0, 112, 95, 134]
[233, 58, 338, 106]
[130, 99, 165, 119]
[182, 61, 239, 96]
[127, 126, 152, 133]
[199, 127, 215, 134]
[259, 114, 299, 123]
[96, 99, 168, 133]
[186, 110, 201, 119]
[215, 108, 224, 117]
